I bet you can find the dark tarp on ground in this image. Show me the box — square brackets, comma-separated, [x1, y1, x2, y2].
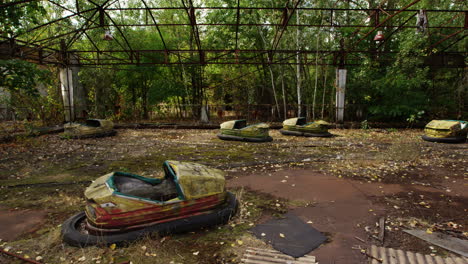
[251, 213, 327, 258]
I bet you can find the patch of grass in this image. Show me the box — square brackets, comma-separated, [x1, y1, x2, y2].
[288, 199, 315, 208]
[106, 153, 168, 176]
[0, 166, 99, 186]
[0, 185, 85, 213]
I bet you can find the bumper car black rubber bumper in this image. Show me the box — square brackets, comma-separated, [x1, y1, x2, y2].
[279, 129, 332, 137]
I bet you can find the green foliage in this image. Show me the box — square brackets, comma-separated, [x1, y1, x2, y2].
[7, 79, 63, 125]
[0, 59, 59, 125]
[0, 1, 46, 37]
[361, 120, 370, 130]
[0, 59, 50, 96]
[349, 33, 432, 121]
[406, 110, 425, 128]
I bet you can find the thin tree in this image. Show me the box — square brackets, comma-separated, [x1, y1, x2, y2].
[257, 25, 280, 120]
[296, 9, 302, 117]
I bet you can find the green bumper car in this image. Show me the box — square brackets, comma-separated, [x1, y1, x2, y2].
[217, 120, 273, 142]
[63, 119, 116, 139]
[61, 160, 238, 247]
[422, 120, 467, 143]
[280, 117, 332, 137]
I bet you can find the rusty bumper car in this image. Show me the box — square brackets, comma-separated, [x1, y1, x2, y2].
[280, 117, 332, 137]
[217, 119, 273, 142]
[62, 160, 238, 246]
[63, 119, 116, 139]
[422, 120, 467, 143]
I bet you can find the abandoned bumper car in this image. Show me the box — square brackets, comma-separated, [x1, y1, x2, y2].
[422, 120, 467, 143]
[280, 117, 332, 137]
[63, 119, 116, 139]
[62, 160, 238, 246]
[217, 119, 273, 142]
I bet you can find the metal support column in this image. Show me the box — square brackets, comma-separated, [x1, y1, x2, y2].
[70, 54, 86, 119]
[59, 66, 74, 122]
[335, 68, 347, 124]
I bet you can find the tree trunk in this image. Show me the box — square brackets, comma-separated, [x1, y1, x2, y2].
[267, 55, 280, 120]
[257, 25, 280, 120]
[321, 66, 328, 119]
[142, 77, 149, 120]
[296, 10, 302, 117]
[312, 31, 320, 120]
[281, 68, 287, 119]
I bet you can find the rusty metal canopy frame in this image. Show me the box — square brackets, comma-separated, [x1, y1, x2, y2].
[0, 0, 466, 67]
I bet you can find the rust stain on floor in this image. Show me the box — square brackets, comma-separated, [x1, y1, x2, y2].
[0, 206, 47, 241]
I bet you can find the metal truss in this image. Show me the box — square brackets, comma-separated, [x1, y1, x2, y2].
[0, 0, 466, 67]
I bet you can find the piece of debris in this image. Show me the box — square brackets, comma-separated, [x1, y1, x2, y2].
[354, 236, 366, 243]
[403, 229, 468, 257]
[378, 217, 385, 244]
[241, 247, 317, 264]
[62, 119, 116, 139]
[251, 213, 327, 258]
[360, 248, 383, 263]
[367, 245, 468, 264]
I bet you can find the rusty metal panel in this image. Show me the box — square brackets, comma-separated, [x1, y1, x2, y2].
[241, 247, 317, 264]
[368, 245, 468, 264]
[403, 230, 468, 258]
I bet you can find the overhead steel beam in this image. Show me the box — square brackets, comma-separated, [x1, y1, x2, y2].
[181, 0, 204, 64]
[65, 10, 100, 50]
[0, 36, 60, 52]
[104, 7, 463, 13]
[82, 31, 101, 54]
[12, 8, 98, 39]
[1, 0, 465, 68]
[69, 48, 465, 55]
[347, 0, 422, 52]
[32, 25, 101, 46]
[0, 0, 35, 8]
[46, 0, 101, 27]
[428, 29, 466, 52]
[439, 34, 467, 52]
[64, 0, 113, 49]
[140, 0, 169, 51]
[103, 10, 135, 60]
[80, 23, 463, 29]
[271, 0, 303, 52]
[376, 12, 417, 50]
[427, 11, 467, 51]
[74, 61, 362, 66]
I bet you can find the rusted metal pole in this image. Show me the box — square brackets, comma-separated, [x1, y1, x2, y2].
[376, 12, 417, 50]
[428, 29, 465, 52]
